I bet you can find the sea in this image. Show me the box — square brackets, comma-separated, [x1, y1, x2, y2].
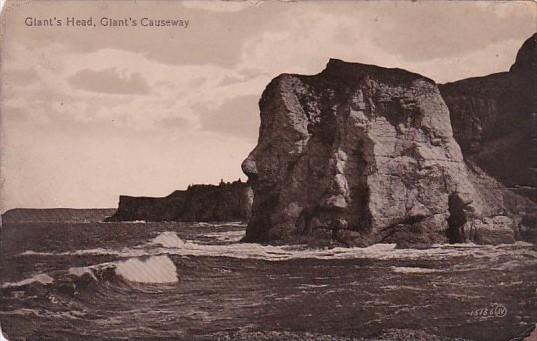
[1, 217, 536, 340]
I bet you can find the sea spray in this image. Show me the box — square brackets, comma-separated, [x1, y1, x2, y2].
[115, 255, 178, 283]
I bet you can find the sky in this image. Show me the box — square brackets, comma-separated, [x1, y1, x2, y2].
[0, 0, 535, 211]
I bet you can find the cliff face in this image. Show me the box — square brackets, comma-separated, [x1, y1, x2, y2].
[105, 180, 253, 222]
[439, 33, 536, 196]
[242, 57, 535, 247]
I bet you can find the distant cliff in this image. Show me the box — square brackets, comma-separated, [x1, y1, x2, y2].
[440, 33, 536, 199]
[105, 180, 253, 222]
[1, 208, 116, 224]
[240, 35, 537, 247]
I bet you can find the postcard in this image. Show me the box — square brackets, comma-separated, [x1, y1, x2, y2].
[1, 1, 536, 340]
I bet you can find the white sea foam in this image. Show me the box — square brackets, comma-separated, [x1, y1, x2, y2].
[192, 222, 213, 227]
[0, 308, 86, 320]
[20, 258, 178, 287]
[391, 266, 441, 274]
[1, 273, 54, 289]
[67, 266, 98, 280]
[201, 230, 245, 242]
[115, 255, 178, 284]
[212, 222, 246, 227]
[0, 322, 8, 341]
[141, 233, 537, 263]
[151, 231, 185, 248]
[21, 248, 120, 257]
[17, 231, 537, 264]
[297, 284, 330, 289]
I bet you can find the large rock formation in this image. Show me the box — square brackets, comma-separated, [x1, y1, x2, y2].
[242, 52, 536, 247]
[440, 33, 536, 199]
[105, 180, 253, 222]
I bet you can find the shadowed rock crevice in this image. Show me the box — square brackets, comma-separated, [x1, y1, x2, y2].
[241, 192, 278, 243]
[447, 193, 470, 243]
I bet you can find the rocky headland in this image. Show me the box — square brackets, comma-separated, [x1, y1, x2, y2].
[241, 34, 537, 247]
[440, 33, 536, 199]
[105, 180, 252, 222]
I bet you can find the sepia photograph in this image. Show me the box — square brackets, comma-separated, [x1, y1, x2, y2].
[0, 0, 536, 340]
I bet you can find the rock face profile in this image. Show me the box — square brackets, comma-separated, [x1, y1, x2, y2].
[105, 180, 253, 222]
[440, 33, 536, 197]
[242, 36, 537, 247]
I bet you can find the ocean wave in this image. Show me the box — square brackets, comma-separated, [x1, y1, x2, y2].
[2, 255, 179, 295]
[1, 273, 54, 289]
[151, 231, 186, 248]
[68, 266, 99, 281]
[65, 255, 178, 285]
[391, 266, 441, 274]
[20, 247, 152, 258]
[115, 255, 178, 283]
[211, 221, 246, 227]
[16, 232, 537, 264]
[0, 308, 87, 320]
[200, 230, 245, 243]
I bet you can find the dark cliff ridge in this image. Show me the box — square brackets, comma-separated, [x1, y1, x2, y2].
[439, 33, 536, 198]
[1, 208, 116, 224]
[105, 180, 253, 222]
[241, 38, 537, 247]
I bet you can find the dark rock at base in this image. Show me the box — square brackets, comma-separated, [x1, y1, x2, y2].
[105, 180, 253, 222]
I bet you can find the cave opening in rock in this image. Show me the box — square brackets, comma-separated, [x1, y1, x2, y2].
[447, 193, 467, 243]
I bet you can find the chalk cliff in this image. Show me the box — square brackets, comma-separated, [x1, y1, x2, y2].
[241, 50, 536, 247]
[105, 180, 253, 222]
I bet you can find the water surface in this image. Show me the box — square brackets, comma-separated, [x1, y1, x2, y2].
[1, 221, 536, 340]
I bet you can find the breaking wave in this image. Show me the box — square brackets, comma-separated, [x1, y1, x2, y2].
[115, 255, 178, 283]
[2, 224, 537, 341]
[2, 255, 178, 296]
[17, 231, 537, 264]
[151, 231, 186, 248]
[1, 273, 54, 289]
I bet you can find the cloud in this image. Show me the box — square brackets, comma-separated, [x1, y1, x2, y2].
[1, 41, 268, 144]
[68, 68, 150, 95]
[363, 1, 536, 62]
[1, 0, 535, 210]
[155, 116, 191, 130]
[1, 0, 281, 67]
[2, 1, 535, 71]
[3, 68, 39, 87]
[1, 121, 254, 210]
[1, 105, 29, 122]
[237, 2, 536, 83]
[181, 1, 255, 12]
[196, 95, 260, 141]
